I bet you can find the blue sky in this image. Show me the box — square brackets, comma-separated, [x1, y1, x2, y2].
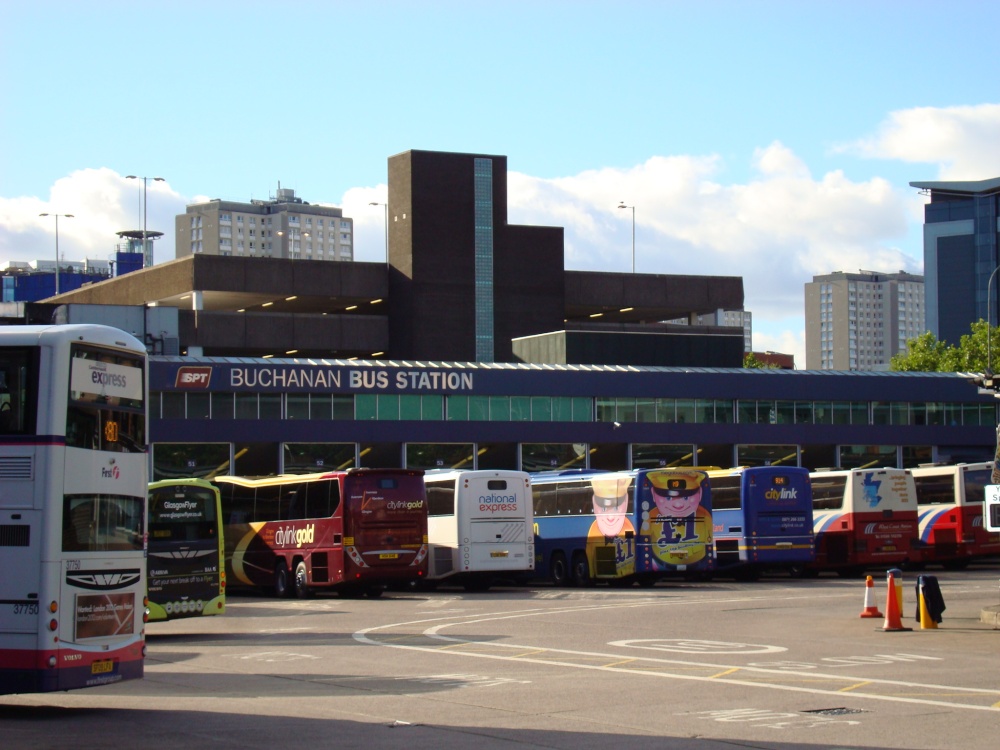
[3, 0, 1000, 367]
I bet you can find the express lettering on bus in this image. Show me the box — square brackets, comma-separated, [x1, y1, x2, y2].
[91, 370, 128, 388]
[478, 493, 520, 513]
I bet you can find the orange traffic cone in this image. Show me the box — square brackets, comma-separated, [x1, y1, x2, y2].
[881, 571, 912, 632]
[859, 575, 883, 618]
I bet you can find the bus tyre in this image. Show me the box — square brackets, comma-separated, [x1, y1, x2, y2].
[550, 552, 570, 587]
[273, 561, 290, 598]
[571, 552, 593, 587]
[294, 561, 313, 599]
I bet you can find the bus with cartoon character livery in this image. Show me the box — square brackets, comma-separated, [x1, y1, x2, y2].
[530, 468, 713, 587]
[807, 467, 919, 577]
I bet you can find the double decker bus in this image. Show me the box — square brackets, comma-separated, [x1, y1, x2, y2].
[912, 462, 1000, 568]
[1, 324, 147, 695]
[212, 469, 428, 598]
[707, 466, 814, 580]
[423, 469, 533, 590]
[808, 467, 919, 577]
[531, 468, 713, 587]
[146, 478, 225, 620]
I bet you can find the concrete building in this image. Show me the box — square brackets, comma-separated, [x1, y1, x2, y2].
[175, 188, 354, 263]
[804, 270, 925, 370]
[18, 151, 994, 478]
[54, 151, 746, 366]
[910, 177, 1000, 345]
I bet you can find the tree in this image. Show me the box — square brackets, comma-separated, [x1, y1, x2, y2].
[890, 320, 1000, 372]
[743, 352, 779, 369]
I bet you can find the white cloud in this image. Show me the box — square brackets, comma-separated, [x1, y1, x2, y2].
[340, 185, 388, 264]
[7, 103, 997, 369]
[840, 103, 1000, 180]
[508, 142, 918, 367]
[0, 168, 184, 268]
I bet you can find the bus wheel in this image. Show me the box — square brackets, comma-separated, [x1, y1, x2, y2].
[836, 566, 866, 579]
[365, 585, 385, 599]
[294, 561, 314, 599]
[550, 552, 570, 587]
[571, 553, 593, 587]
[734, 566, 761, 582]
[789, 565, 817, 579]
[273, 561, 290, 598]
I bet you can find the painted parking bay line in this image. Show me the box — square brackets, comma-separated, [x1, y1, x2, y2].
[354, 604, 1000, 712]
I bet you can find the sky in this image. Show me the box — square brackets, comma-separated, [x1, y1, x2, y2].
[3, 0, 1000, 368]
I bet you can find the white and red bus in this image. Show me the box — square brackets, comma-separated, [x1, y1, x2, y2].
[212, 469, 428, 598]
[423, 469, 533, 590]
[808, 467, 919, 576]
[912, 462, 1000, 568]
[1, 324, 148, 695]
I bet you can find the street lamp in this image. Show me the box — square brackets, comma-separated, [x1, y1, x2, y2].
[126, 175, 165, 267]
[369, 201, 388, 267]
[38, 212, 74, 295]
[617, 202, 635, 273]
[987, 264, 1000, 376]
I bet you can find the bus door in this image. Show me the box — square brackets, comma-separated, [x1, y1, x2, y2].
[344, 471, 428, 581]
[707, 474, 743, 569]
[914, 467, 960, 564]
[810, 472, 850, 569]
[461, 472, 532, 573]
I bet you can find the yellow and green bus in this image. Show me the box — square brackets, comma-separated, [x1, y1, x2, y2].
[146, 478, 225, 620]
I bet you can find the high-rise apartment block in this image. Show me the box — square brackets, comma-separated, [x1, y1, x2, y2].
[174, 188, 354, 262]
[910, 178, 1000, 345]
[805, 270, 924, 370]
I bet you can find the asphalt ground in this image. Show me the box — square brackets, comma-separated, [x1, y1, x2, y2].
[3, 563, 1000, 750]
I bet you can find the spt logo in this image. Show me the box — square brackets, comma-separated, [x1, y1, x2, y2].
[175, 366, 213, 389]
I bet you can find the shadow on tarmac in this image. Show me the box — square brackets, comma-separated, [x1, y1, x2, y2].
[0, 703, 912, 750]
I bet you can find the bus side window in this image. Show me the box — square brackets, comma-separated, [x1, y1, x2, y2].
[811, 478, 846, 510]
[533, 485, 557, 517]
[64, 499, 93, 551]
[426, 481, 456, 516]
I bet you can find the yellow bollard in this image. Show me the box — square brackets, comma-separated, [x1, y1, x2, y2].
[919, 587, 938, 629]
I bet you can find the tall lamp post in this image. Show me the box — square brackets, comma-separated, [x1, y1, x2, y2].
[126, 175, 165, 267]
[987, 264, 1000, 376]
[38, 212, 74, 295]
[617, 202, 635, 273]
[369, 201, 388, 267]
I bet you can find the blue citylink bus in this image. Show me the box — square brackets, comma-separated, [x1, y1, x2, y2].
[708, 466, 814, 580]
